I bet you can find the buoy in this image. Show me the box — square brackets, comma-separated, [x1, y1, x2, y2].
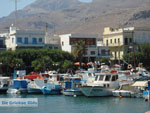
[73, 95, 77, 97]
[120, 96, 123, 98]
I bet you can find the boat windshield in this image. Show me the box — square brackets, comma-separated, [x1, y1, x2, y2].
[120, 84, 133, 90]
[99, 75, 104, 81]
[111, 75, 118, 81]
[95, 75, 98, 81]
[105, 75, 111, 81]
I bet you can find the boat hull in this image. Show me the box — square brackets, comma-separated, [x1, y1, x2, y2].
[113, 90, 133, 97]
[0, 87, 8, 94]
[80, 86, 113, 97]
[27, 88, 42, 94]
[113, 90, 143, 98]
[41, 88, 61, 95]
[62, 89, 83, 96]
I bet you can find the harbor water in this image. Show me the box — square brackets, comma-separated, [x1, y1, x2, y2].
[0, 94, 149, 113]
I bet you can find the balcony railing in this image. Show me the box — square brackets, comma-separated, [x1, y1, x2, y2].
[16, 43, 45, 47]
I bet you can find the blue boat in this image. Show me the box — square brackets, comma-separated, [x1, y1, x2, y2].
[7, 79, 28, 94]
[62, 77, 83, 96]
[41, 84, 61, 95]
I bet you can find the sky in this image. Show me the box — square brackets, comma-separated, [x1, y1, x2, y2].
[0, 0, 92, 18]
[0, 0, 36, 18]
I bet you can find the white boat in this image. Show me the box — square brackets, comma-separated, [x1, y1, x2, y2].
[79, 70, 100, 84]
[7, 88, 20, 94]
[0, 77, 11, 94]
[27, 80, 44, 94]
[112, 83, 134, 97]
[62, 89, 83, 96]
[113, 81, 147, 98]
[80, 73, 119, 97]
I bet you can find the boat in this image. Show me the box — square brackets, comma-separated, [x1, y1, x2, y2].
[0, 77, 11, 94]
[79, 70, 100, 84]
[7, 88, 20, 94]
[41, 84, 61, 95]
[7, 79, 28, 94]
[27, 79, 44, 94]
[80, 73, 120, 97]
[112, 83, 135, 97]
[61, 77, 83, 96]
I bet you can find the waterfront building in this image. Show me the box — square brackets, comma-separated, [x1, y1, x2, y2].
[103, 27, 150, 63]
[60, 34, 109, 62]
[4, 24, 45, 50]
[44, 34, 61, 50]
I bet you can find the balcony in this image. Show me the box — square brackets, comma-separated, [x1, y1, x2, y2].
[16, 43, 45, 47]
[87, 45, 97, 48]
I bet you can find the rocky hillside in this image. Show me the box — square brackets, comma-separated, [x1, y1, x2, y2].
[0, 0, 150, 37]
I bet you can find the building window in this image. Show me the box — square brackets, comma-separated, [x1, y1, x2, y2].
[110, 39, 112, 44]
[32, 38, 37, 44]
[54, 47, 58, 49]
[12, 38, 14, 43]
[39, 38, 43, 43]
[114, 39, 116, 43]
[129, 38, 132, 43]
[124, 38, 128, 45]
[118, 38, 120, 43]
[24, 37, 28, 44]
[62, 41, 64, 46]
[17, 37, 22, 44]
[0, 40, 3, 48]
[91, 51, 95, 55]
[106, 40, 108, 46]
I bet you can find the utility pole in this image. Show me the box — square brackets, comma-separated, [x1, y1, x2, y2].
[132, 31, 136, 69]
[15, 0, 17, 28]
[118, 39, 121, 65]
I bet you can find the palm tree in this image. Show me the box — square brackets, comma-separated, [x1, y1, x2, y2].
[72, 40, 87, 68]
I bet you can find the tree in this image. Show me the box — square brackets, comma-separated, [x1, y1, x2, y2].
[62, 60, 73, 72]
[123, 52, 143, 67]
[140, 43, 150, 67]
[99, 58, 110, 65]
[32, 56, 53, 72]
[72, 40, 87, 68]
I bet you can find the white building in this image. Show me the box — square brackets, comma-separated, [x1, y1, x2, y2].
[60, 34, 103, 62]
[45, 34, 60, 50]
[5, 24, 45, 50]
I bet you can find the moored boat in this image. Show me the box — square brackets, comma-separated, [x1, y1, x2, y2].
[62, 77, 83, 96]
[0, 77, 11, 94]
[80, 73, 120, 97]
[41, 84, 61, 95]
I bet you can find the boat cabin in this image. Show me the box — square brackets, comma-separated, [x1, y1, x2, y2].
[95, 73, 118, 82]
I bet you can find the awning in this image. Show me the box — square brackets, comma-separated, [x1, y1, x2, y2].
[132, 81, 148, 87]
[74, 62, 85, 66]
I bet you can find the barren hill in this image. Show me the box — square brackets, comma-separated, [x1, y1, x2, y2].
[0, 0, 150, 37]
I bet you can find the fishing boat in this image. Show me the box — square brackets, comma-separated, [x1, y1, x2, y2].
[41, 84, 61, 95]
[61, 77, 83, 96]
[7, 79, 28, 94]
[27, 79, 44, 94]
[0, 77, 11, 94]
[80, 73, 120, 97]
